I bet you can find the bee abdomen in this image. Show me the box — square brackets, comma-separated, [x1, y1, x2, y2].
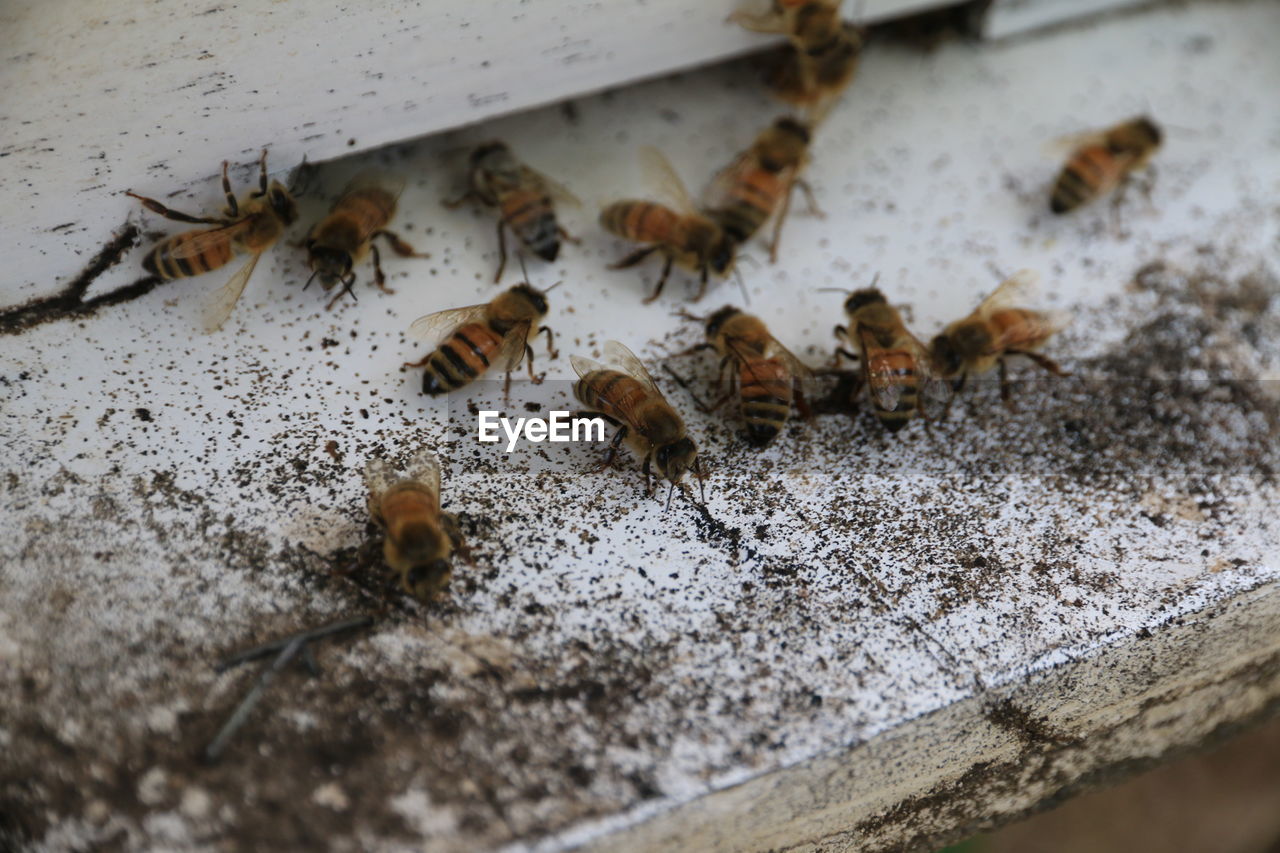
[501, 190, 559, 261]
[420, 323, 500, 395]
[1051, 146, 1112, 214]
[146, 231, 233, 280]
[740, 362, 792, 446]
[712, 203, 766, 245]
[600, 202, 678, 243]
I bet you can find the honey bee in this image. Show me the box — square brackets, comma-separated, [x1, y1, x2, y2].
[929, 270, 1071, 410]
[404, 278, 557, 397]
[444, 141, 580, 283]
[126, 150, 298, 332]
[304, 172, 427, 309]
[572, 341, 704, 505]
[1049, 116, 1162, 214]
[731, 1, 864, 120]
[834, 284, 947, 432]
[600, 147, 737, 303]
[705, 117, 819, 262]
[675, 306, 814, 447]
[364, 449, 466, 602]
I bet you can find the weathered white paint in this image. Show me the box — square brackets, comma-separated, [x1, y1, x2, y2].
[0, 0, 950, 305]
[982, 0, 1155, 39]
[1, 1, 1278, 851]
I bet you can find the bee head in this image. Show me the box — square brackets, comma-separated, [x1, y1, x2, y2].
[307, 245, 354, 289]
[511, 282, 550, 317]
[1134, 116, 1163, 148]
[929, 333, 963, 377]
[705, 305, 741, 339]
[267, 181, 299, 225]
[844, 288, 886, 314]
[655, 437, 698, 485]
[402, 558, 453, 602]
[760, 117, 812, 170]
[472, 140, 511, 167]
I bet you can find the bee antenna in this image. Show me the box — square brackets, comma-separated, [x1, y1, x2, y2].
[869, 272, 881, 288]
[517, 253, 531, 284]
[303, 269, 321, 291]
[733, 266, 750, 305]
[542, 280, 564, 293]
[674, 308, 706, 323]
[738, 254, 761, 269]
[815, 287, 847, 294]
[666, 480, 676, 511]
[694, 456, 707, 504]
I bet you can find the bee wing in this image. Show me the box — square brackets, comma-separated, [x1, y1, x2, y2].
[571, 353, 612, 381]
[495, 320, 534, 373]
[602, 339, 663, 396]
[522, 165, 582, 209]
[407, 304, 491, 345]
[976, 269, 1041, 319]
[860, 324, 904, 412]
[701, 150, 754, 210]
[168, 219, 253, 260]
[402, 447, 442, 499]
[759, 335, 818, 398]
[201, 251, 262, 334]
[363, 455, 398, 501]
[1042, 128, 1109, 158]
[639, 146, 698, 216]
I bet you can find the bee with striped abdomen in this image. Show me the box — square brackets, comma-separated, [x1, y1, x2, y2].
[304, 172, 427, 309]
[572, 341, 704, 505]
[404, 279, 557, 397]
[445, 141, 579, 283]
[705, 116, 818, 263]
[600, 147, 737, 303]
[731, 0, 864, 120]
[930, 269, 1071, 411]
[673, 306, 814, 447]
[126, 150, 298, 332]
[1049, 116, 1162, 214]
[364, 448, 467, 602]
[834, 284, 947, 433]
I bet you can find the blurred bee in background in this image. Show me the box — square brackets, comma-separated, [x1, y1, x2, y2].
[364, 449, 467, 602]
[126, 149, 298, 333]
[600, 147, 737, 303]
[304, 172, 428, 309]
[834, 282, 947, 433]
[731, 0, 864, 121]
[445, 141, 580, 282]
[404, 273, 558, 397]
[704, 116, 820, 263]
[572, 341, 705, 506]
[930, 269, 1071, 412]
[1049, 116, 1162, 215]
[670, 306, 813, 447]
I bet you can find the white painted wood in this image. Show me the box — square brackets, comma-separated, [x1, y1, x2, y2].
[0, 0, 951, 307]
[982, 0, 1154, 39]
[1, 1, 1278, 851]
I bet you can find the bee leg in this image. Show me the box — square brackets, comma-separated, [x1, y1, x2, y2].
[691, 264, 711, 302]
[124, 192, 229, 226]
[594, 424, 630, 473]
[375, 229, 429, 259]
[503, 369, 512, 404]
[221, 161, 240, 218]
[325, 275, 358, 311]
[670, 342, 714, 359]
[525, 346, 545, 385]
[493, 221, 509, 284]
[729, 8, 786, 33]
[794, 383, 813, 420]
[999, 358, 1017, 412]
[796, 179, 824, 218]
[941, 373, 966, 421]
[256, 148, 269, 195]
[556, 225, 582, 246]
[643, 255, 675, 304]
[402, 353, 431, 369]
[538, 325, 558, 359]
[769, 179, 796, 264]
[1138, 165, 1158, 213]
[660, 364, 721, 413]
[642, 456, 654, 499]
[609, 245, 657, 270]
[442, 512, 473, 566]
[368, 244, 396, 295]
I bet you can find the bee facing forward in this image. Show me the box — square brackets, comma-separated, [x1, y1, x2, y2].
[835, 285, 947, 433]
[676, 306, 813, 447]
[930, 270, 1071, 410]
[304, 172, 427, 309]
[404, 279, 557, 397]
[445, 141, 579, 282]
[1049, 116, 1162, 214]
[731, 0, 864, 120]
[705, 117, 818, 262]
[600, 147, 737, 303]
[572, 341, 704, 505]
[126, 150, 298, 332]
[364, 449, 466, 602]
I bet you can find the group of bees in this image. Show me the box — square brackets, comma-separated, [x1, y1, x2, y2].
[123, 0, 1164, 601]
